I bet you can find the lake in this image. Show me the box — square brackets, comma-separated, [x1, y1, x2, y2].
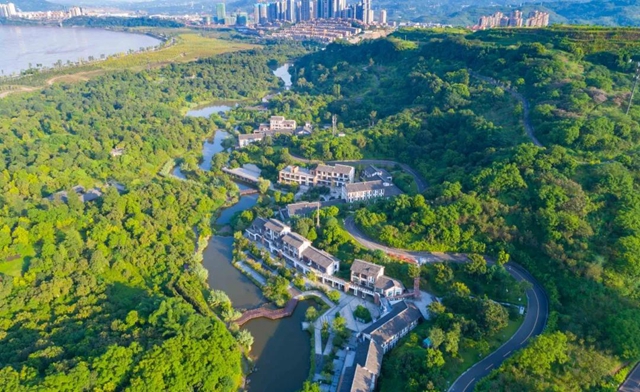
[203, 236, 312, 392]
[0, 25, 160, 75]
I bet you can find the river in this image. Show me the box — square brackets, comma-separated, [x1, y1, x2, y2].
[195, 63, 313, 392]
[0, 25, 161, 76]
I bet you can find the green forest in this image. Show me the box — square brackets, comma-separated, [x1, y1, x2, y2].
[3, 21, 640, 391]
[236, 27, 640, 390]
[0, 43, 307, 390]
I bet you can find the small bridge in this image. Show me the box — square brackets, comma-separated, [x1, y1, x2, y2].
[240, 188, 259, 196]
[236, 298, 299, 326]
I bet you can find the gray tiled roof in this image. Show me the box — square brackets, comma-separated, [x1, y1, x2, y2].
[351, 259, 383, 278]
[286, 201, 320, 217]
[282, 232, 310, 249]
[264, 219, 289, 234]
[374, 276, 405, 292]
[350, 365, 375, 392]
[316, 163, 354, 176]
[238, 133, 264, 141]
[363, 302, 422, 346]
[344, 180, 386, 194]
[249, 217, 268, 232]
[302, 246, 339, 269]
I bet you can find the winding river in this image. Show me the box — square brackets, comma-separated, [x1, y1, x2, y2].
[193, 65, 312, 392]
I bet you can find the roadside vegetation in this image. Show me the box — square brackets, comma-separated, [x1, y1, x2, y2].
[225, 26, 640, 390]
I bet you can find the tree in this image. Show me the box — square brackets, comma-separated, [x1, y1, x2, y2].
[353, 305, 372, 323]
[299, 381, 321, 392]
[306, 306, 319, 322]
[479, 301, 509, 335]
[327, 290, 341, 303]
[258, 178, 271, 194]
[426, 348, 445, 369]
[236, 329, 254, 350]
[429, 327, 445, 349]
[465, 254, 487, 275]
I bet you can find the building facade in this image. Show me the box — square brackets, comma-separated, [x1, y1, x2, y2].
[246, 218, 341, 276]
[350, 259, 404, 298]
[278, 163, 355, 188]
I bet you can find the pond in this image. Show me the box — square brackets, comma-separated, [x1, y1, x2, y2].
[186, 103, 235, 118]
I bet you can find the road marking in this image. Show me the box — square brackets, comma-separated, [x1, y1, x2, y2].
[485, 364, 493, 371]
[503, 351, 511, 357]
[462, 378, 475, 392]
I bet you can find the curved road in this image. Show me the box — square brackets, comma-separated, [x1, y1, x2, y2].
[470, 71, 542, 148]
[620, 363, 640, 392]
[344, 216, 549, 392]
[290, 154, 429, 193]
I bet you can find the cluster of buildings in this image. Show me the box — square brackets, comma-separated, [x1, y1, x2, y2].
[338, 301, 422, 392]
[269, 19, 362, 43]
[278, 163, 401, 203]
[245, 215, 422, 392]
[237, 116, 312, 147]
[246, 217, 408, 299]
[0, 2, 16, 18]
[473, 10, 550, 30]
[0, 3, 83, 20]
[253, 0, 380, 26]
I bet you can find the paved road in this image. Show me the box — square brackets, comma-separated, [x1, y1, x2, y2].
[344, 216, 549, 392]
[289, 155, 429, 193]
[470, 71, 542, 148]
[620, 363, 640, 392]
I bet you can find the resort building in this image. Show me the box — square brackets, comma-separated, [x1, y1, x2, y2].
[238, 133, 265, 148]
[279, 165, 316, 186]
[361, 165, 393, 184]
[238, 115, 300, 147]
[338, 301, 423, 392]
[350, 259, 404, 298]
[246, 217, 341, 276]
[278, 164, 355, 188]
[315, 164, 355, 187]
[341, 180, 402, 203]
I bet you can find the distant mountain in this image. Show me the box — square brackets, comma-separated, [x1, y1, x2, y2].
[12, 0, 63, 12]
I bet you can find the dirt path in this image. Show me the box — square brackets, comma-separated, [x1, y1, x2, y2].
[470, 70, 543, 147]
[1, 70, 106, 99]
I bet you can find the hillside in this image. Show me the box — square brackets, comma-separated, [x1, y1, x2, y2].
[264, 26, 640, 390]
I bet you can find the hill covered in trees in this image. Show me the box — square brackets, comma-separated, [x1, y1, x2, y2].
[0, 43, 307, 390]
[269, 26, 640, 389]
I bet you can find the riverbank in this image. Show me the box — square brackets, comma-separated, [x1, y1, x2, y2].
[0, 31, 256, 94]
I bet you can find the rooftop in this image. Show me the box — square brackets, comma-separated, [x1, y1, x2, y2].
[284, 201, 320, 219]
[249, 217, 268, 232]
[281, 232, 310, 249]
[302, 246, 339, 269]
[374, 276, 405, 292]
[264, 219, 290, 234]
[238, 133, 264, 141]
[280, 165, 314, 176]
[344, 180, 386, 194]
[339, 340, 383, 392]
[316, 163, 354, 176]
[351, 259, 384, 278]
[363, 302, 422, 346]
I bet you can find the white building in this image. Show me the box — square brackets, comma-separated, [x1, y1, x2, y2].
[278, 163, 355, 188]
[341, 180, 388, 202]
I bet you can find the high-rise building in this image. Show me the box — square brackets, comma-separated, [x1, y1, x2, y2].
[363, 0, 371, 24]
[216, 3, 226, 23]
[286, 0, 296, 22]
[0, 4, 8, 18]
[300, 0, 313, 21]
[380, 9, 387, 25]
[254, 3, 260, 25]
[237, 12, 248, 25]
[317, 0, 330, 19]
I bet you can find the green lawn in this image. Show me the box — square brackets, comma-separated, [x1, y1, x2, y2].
[0, 258, 23, 276]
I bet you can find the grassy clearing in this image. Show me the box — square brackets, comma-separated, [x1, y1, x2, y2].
[100, 34, 257, 69]
[0, 257, 26, 277]
[0, 33, 257, 93]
